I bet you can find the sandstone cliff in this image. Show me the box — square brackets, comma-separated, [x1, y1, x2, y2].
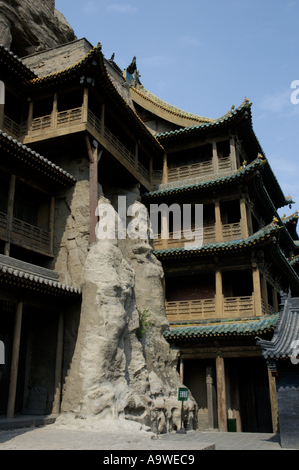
[57, 189, 197, 433]
[0, 0, 76, 57]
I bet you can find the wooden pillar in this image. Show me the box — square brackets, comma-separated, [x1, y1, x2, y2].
[216, 355, 227, 432]
[252, 263, 263, 316]
[83, 88, 89, 123]
[240, 196, 249, 239]
[215, 267, 223, 317]
[0, 80, 4, 129]
[7, 301, 23, 419]
[86, 136, 102, 244]
[214, 200, 223, 242]
[162, 154, 168, 184]
[52, 92, 58, 129]
[229, 136, 237, 171]
[52, 311, 64, 415]
[268, 366, 279, 433]
[206, 366, 216, 430]
[4, 174, 16, 257]
[49, 196, 55, 254]
[27, 101, 34, 133]
[261, 275, 269, 314]
[212, 140, 218, 174]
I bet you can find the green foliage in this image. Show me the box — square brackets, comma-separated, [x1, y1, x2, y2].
[136, 309, 152, 339]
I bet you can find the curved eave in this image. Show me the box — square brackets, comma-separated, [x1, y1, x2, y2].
[0, 130, 76, 187]
[164, 314, 279, 341]
[19, 45, 165, 158]
[156, 99, 252, 142]
[0, 45, 37, 82]
[154, 222, 281, 260]
[0, 265, 81, 297]
[131, 84, 215, 128]
[143, 156, 266, 200]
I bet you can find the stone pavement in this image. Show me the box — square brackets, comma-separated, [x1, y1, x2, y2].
[0, 417, 288, 450]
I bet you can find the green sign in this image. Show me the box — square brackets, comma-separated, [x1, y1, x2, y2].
[178, 387, 188, 401]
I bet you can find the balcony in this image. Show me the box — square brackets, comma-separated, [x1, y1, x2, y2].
[165, 295, 273, 322]
[153, 222, 242, 249]
[2, 108, 151, 188]
[0, 211, 52, 255]
[154, 155, 234, 189]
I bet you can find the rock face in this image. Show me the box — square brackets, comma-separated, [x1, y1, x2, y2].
[0, 0, 76, 57]
[59, 191, 197, 433]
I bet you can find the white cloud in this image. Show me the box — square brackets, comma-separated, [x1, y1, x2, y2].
[259, 89, 292, 113]
[106, 4, 138, 13]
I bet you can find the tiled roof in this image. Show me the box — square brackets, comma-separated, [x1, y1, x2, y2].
[156, 99, 251, 139]
[132, 84, 215, 124]
[164, 314, 279, 340]
[257, 294, 299, 361]
[154, 220, 281, 260]
[143, 156, 266, 199]
[0, 256, 81, 297]
[0, 44, 37, 80]
[0, 130, 76, 186]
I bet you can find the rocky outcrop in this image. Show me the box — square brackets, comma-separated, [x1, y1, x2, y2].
[0, 0, 76, 57]
[59, 191, 197, 433]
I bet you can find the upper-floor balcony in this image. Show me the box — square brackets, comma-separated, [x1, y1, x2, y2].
[2, 105, 152, 190]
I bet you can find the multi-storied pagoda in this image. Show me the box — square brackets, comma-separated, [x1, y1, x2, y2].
[0, 37, 298, 434]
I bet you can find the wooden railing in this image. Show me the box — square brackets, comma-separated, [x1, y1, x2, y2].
[153, 222, 243, 249]
[11, 218, 51, 253]
[0, 211, 51, 254]
[165, 295, 265, 322]
[57, 107, 83, 127]
[31, 114, 52, 132]
[168, 160, 214, 183]
[3, 116, 27, 139]
[166, 299, 216, 321]
[222, 222, 242, 241]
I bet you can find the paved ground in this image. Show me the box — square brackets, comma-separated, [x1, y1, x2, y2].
[0, 418, 288, 450]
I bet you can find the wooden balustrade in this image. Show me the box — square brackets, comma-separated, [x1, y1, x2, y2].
[165, 295, 275, 322]
[222, 222, 242, 241]
[0, 211, 51, 254]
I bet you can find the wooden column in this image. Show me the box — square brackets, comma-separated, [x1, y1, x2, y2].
[261, 275, 269, 314]
[162, 154, 168, 184]
[0, 80, 4, 129]
[149, 156, 153, 187]
[240, 196, 249, 239]
[216, 355, 227, 432]
[252, 263, 263, 316]
[212, 140, 218, 175]
[214, 200, 223, 242]
[206, 366, 216, 430]
[49, 196, 55, 254]
[135, 143, 139, 169]
[215, 267, 223, 317]
[83, 88, 89, 123]
[52, 311, 64, 415]
[7, 301, 23, 419]
[268, 366, 279, 433]
[4, 174, 16, 257]
[86, 136, 102, 244]
[229, 136, 237, 171]
[27, 101, 34, 133]
[52, 92, 58, 129]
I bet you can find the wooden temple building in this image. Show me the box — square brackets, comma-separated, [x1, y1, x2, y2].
[1, 37, 299, 434]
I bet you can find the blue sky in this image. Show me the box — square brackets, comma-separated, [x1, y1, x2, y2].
[56, 0, 299, 217]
